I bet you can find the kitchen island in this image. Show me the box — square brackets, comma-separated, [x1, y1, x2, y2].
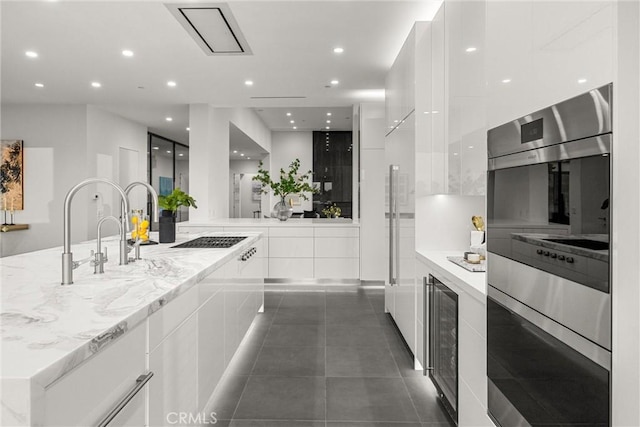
[178, 218, 360, 280]
[1, 231, 264, 426]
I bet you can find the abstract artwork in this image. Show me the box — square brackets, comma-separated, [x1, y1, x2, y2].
[1, 140, 24, 210]
[159, 176, 173, 196]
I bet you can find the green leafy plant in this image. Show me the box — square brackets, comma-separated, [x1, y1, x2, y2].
[252, 159, 317, 200]
[158, 188, 197, 214]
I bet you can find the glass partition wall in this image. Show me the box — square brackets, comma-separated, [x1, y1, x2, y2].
[313, 131, 352, 218]
[148, 133, 190, 229]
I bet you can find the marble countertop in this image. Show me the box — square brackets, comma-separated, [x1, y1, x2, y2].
[416, 250, 486, 302]
[511, 233, 608, 261]
[181, 218, 360, 227]
[0, 231, 261, 388]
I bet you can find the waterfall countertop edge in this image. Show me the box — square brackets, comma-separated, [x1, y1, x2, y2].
[0, 231, 262, 388]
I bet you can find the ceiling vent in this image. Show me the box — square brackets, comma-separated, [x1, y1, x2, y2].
[166, 3, 252, 55]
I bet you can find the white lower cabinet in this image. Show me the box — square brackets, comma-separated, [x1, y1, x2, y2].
[197, 290, 225, 409]
[149, 315, 199, 427]
[416, 253, 490, 427]
[23, 239, 264, 427]
[42, 323, 147, 427]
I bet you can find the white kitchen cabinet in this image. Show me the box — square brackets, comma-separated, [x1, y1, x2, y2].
[149, 314, 199, 427]
[42, 323, 148, 427]
[485, 1, 614, 129]
[269, 257, 314, 279]
[385, 28, 416, 133]
[431, 1, 487, 196]
[197, 282, 225, 408]
[416, 252, 489, 427]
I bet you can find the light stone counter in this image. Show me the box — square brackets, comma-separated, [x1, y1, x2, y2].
[181, 218, 360, 227]
[0, 231, 260, 389]
[416, 250, 486, 302]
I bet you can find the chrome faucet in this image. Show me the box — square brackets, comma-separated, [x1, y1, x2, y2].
[122, 182, 159, 261]
[93, 216, 122, 274]
[62, 178, 130, 285]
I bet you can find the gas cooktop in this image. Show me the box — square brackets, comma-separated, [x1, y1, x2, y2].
[171, 236, 247, 249]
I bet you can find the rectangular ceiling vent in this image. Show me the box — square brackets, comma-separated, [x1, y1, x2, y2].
[166, 3, 252, 55]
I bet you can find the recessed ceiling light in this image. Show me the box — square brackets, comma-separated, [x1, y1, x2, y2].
[25, 51, 38, 58]
[165, 117, 173, 122]
[327, 112, 332, 116]
[233, 150, 237, 154]
[290, 120, 295, 124]
[502, 78, 512, 83]
[166, 150, 172, 154]
[34, 83, 44, 88]
[245, 80, 254, 86]
[578, 78, 587, 84]
[153, 146, 159, 150]
[186, 127, 190, 131]
[432, 111, 439, 114]
[423, 111, 430, 114]
[91, 82, 102, 88]
[286, 112, 292, 116]
[468, 146, 474, 149]
[167, 81, 177, 87]
[453, 152, 459, 156]
[122, 50, 134, 57]
[394, 120, 399, 123]
[326, 120, 331, 123]
[240, 153, 245, 157]
[465, 47, 477, 53]
[179, 153, 184, 157]
[331, 80, 339, 85]
[293, 126, 297, 130]
[326, 126, 330, 130]
[333, 47, 344, 54]
[247, 157, 251, 160]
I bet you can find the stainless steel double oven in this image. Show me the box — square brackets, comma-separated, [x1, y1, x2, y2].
[486, 84, 612, 426]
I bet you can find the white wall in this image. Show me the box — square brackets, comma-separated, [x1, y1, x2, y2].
[0, 105, 88, 256]
[0, 104, 147, 257]
[189, 105, 270, 221]
[86, 106, 148, 238]
[359, 102, 386, 281]
[269, 131, 313, 212]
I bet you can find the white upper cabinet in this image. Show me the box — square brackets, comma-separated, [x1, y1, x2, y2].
[485, 1, 614, 128]
[386, 26, 417, 133]
[431, 1, 488, 196]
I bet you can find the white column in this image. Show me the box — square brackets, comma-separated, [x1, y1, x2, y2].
[612, 0, 640, 424]
[188, 104, 230, 221]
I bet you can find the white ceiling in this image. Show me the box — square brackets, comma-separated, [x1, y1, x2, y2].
[1, 0, 442, 147]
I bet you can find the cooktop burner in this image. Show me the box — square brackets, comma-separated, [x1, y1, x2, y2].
[171, 236, 247, 249]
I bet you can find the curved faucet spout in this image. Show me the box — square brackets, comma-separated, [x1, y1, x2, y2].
[124, 181, 159, 222]
[62, 178, 130, 285]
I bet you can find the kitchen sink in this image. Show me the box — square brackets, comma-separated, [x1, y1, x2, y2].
[171, 236, 247, 249]
[543, 238, 609, 251]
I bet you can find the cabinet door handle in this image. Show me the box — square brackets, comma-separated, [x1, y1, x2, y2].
[97, 371, 154, 427]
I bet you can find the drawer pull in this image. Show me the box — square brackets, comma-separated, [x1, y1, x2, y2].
[97, 371, 153, 427]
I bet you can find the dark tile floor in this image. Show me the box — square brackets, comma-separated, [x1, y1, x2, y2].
[206, 286, 455, 427]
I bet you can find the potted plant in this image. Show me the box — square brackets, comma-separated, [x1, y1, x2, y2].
[158, 188, 197, 243]
[252, 159, 316, 221]
[322, 203, 342, 218]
